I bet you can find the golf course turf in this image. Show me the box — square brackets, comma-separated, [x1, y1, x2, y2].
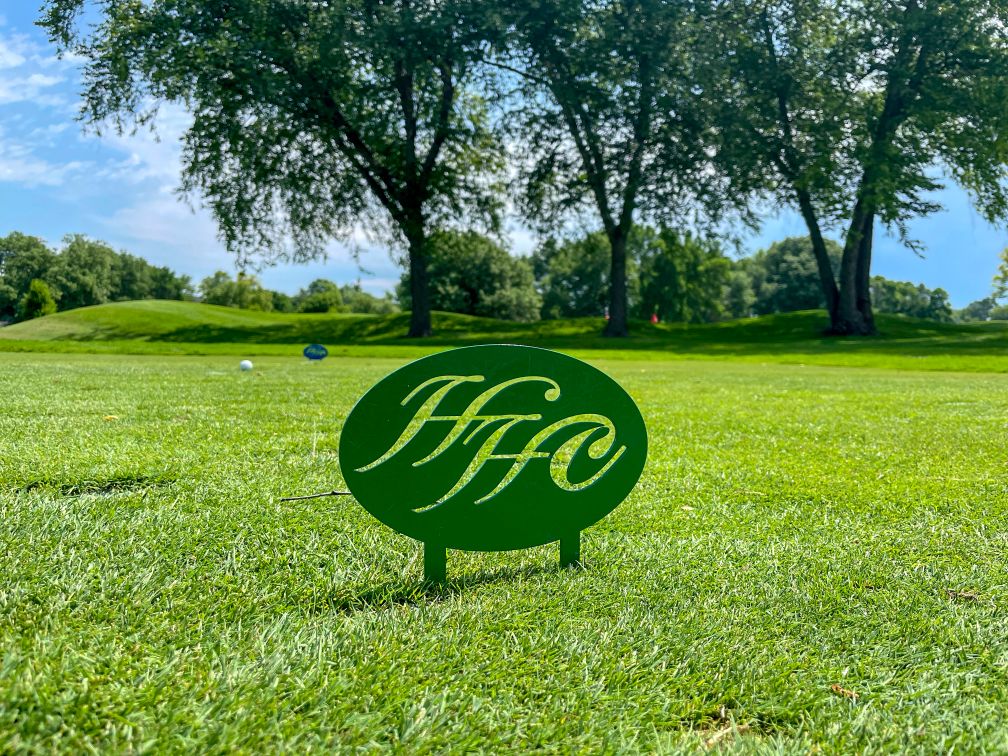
[1, 306, 1007, 751]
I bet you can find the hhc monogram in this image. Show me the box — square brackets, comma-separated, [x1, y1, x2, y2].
[355, 374, 626, 509]
[338, 345, 648, 582]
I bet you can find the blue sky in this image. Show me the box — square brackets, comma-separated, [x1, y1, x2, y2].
[0, 7, 1003, 306]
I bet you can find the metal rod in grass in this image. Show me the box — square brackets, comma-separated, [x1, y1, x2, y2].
[279, 490, 352, 502]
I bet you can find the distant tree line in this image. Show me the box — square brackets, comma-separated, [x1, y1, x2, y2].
[198, 271, 398, 315]
[0, 232, 194, 322]
[403, 229, 988, 325]
[0, 231, 398, 323]
[6, 227, 1001, 326]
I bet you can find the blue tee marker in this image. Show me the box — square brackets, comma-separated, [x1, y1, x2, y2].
[304, 344, 329, 361]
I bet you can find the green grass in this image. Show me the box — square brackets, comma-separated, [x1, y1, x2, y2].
[2, 350, 1007, 752]
[3, 299, 1008, 372]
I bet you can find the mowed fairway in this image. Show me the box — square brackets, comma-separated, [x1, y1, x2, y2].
[2, 351, 1008, 752]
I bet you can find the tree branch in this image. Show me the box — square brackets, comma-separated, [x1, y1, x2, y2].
[619, 53, 654, 232]
[419, 58, 455, 189]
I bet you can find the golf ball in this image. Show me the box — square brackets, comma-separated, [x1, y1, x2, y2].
[239, 360, 253, 371]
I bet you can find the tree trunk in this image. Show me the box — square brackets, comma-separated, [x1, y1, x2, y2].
[604, 229, 629, 337]
[406, 224, 432, 338]
[855, 212, 875, 333]
[795, 188, 840, 331]
[835, 202, 876, 336]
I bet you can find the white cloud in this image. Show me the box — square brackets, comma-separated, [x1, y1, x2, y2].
[94, 104, 193, 187]
[101, 192, 221, 251]
[0, 32, 37, 68]
[28, 122, 70, 142]
[0, 126, 87, 186]
[0, 71, 63, 104]
[26, 73, 61, 87]
[0, 40, 25, 69]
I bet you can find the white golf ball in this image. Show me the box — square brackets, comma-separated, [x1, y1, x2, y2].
[239, 360, 254, 371]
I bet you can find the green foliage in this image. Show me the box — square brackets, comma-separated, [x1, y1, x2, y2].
[871, 277, 953, 323]
[16, 279, 57, 321]
[288, 280, 398, 315]
[724, 269, 756, 320]
[993, 248, 1008, 303]
[0, 233, 58, 314]
[0, 232, 192, 316]
[295, 280, 346, 314]
[636, 229, 731, 324]
[149, 266, 194, 301]
[398, 231, 541, 322]
[198, 271, 274, 312]
[339, 284, 399, 315]
[745, 237, 842, 316]
[0, 283, 17, 321]
[50, 235, 117, 311]
[957, 297, 999, 323]
[270, 291, 296, 314]
[533, 233, 612, 320]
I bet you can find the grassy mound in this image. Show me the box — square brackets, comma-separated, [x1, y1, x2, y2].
[2, 299, 1008, 371]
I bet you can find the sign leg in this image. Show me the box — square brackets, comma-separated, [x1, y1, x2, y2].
[560, 531, 581, 569]
[424, 541, 447, 584]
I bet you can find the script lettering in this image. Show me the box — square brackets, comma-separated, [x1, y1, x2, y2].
[355, 375, 626, 510]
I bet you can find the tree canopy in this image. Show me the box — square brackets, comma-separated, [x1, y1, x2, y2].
[744, 237, 842, 316]
[507, 0, 726, 337]
[533, 233, 614, 320]
[41, 0, 507, 337]
[17, 280, 58, 321]
[636, 229, 731, 324]
[198, 271, 275, 312]
[712, 0, 1008, 334]
[37, 1, 1008, 336]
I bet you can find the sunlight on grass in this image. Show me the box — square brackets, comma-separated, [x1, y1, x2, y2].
[2, 352, 1007, 751]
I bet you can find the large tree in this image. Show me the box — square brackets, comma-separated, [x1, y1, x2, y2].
[870, 276, 952, 321]
[198, 271, 275, 311]
[713, 0, 1008, 335]
[532, 232, 613, 320]
[41, 0, 505, 337]
[17, 280, 58, 321]
[507, 0, 726, 336]
[50, 235, 117, 311]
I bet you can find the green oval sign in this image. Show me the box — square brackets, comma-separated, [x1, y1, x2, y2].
[339, 345, 647, 577]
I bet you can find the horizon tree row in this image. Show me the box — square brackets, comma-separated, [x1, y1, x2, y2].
[0, 232, 192, 322]
[41, 0, 1008, 336]
[0, 231, 397, 322]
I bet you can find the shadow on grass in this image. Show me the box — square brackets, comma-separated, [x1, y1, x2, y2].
[7, 304, 1008, 366]
[15, 474, 174, 497]
[136, 315, 1008, 360]
[318, 561, 565, 614]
